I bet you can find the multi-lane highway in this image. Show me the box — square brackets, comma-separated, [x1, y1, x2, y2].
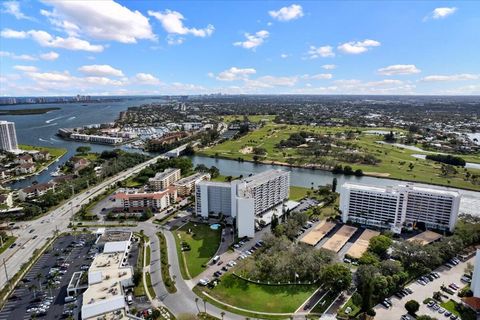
[0, 153, 168, 289]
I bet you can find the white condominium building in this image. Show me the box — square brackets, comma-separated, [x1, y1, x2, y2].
[0, 121, 19, 152]
[471, 249, 480, 297]
[148, 168, 181, 191]
[70, 133, 123, 145]
[174, 172, 211, 196]
[340, 183, 461, 233]
[195, 169, 290, 237]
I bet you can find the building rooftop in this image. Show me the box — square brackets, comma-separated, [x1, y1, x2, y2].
[343, 182, 460, 198]
[96, 231, 132, 246]
[241, 169, 289, 188]
[149, 168, 180, 181]
[197, 180, 231, 188]
[174, 172, 210, 185]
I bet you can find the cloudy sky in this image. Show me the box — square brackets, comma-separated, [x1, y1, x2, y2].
[0, 1, 479, 96]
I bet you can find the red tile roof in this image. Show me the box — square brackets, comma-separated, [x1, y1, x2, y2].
[462, 296, 480, 311]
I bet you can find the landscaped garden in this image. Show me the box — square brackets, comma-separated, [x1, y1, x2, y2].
[196, 274, 317, 313]
[174, 222, 222, 278]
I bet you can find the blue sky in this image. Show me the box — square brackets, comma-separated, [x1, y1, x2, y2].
[0, 0, 479, 96]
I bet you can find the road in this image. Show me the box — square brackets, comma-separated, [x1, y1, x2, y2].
[0, 153, 168, 289]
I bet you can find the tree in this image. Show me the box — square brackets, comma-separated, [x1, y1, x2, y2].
[332, 178, 338, 193]
[405, 300, 420, 315]
[208, 166, 220, 178]
[384, 131, 396, 143]
[76, 146, 91, 154]
[416, 316, 437, 320]
[368, 235, 392, 258]
[356, 265, 377, 312]
[320, 263, 352, 292]
[359, 251, 380, 266]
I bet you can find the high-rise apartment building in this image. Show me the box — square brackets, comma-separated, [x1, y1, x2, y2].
[148, 168, 181, 191]
[0, 121, 19, 152]
[340, 183, 461, 233]
[195, 169, 290, 237]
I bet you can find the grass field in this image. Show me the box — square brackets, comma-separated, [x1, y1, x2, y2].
[198, 123, 480, 191]
[0, 237, 16, 255]
[289, 186, 310, 201]
[145, 272, 156, 299]
[337, 296, 361, 318]
[199, 274, 317, 313]
[20, 144, 67, 158]
[174, 222, 221, 279]
[221, 115, 276, 123]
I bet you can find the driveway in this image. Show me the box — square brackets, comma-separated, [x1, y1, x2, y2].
[374, 256, 474, 319]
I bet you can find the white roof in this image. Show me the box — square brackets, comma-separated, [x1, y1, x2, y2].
[88, 271, 103, 285]
[81, 295, 125, 319]
[103, 241, 129, 253]
[95, 228, 105, 235]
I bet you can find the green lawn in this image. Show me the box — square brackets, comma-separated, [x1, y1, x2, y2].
[289, 186, 310, 201]
[158, 232, 177, 293]
[199, 274, 317, 313]
[174, 222, 221, 278]
[221, 114, 276, 123]
[145, 272, 156, 299]
[0, 237, 16, 255]
[19, 144, 67, 158]
[145, 245, 151, 266]
[337, 296, 361, 318]
[198, 124, 480, 191]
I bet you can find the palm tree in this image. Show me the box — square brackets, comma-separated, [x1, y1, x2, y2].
[194, 297, 200, 314]
[203, 298, 207, 313]
[29, 284, 37, 299]
[36, 273, 43, 292]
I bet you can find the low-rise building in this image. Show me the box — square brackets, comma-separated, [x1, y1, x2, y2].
[113, 188, 177, 213]
[19, 183, 55, 201]
[70, 133, 123, 145]
[174, 172, 210, 196]
[81, 237, 133, 320]
[15, 154, 33, 165]
[32, 150, 51, 161]
[0, 193, 13, 207]
[148, 168, 181, 191]
[16, 163, 35, 175]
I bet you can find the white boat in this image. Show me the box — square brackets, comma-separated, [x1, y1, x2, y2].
[50, 167, 62, 177]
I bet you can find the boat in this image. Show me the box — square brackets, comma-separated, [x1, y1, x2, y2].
[50, 167, 62, 177]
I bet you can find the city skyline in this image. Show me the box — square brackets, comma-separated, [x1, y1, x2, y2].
[1, 1, 479, 97]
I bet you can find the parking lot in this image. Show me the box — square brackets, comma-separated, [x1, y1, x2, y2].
[0, 234, 96, 320]
[374, 256, 474, 320]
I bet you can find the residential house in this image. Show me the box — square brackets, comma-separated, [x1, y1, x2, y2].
[19, 183, 55, 201]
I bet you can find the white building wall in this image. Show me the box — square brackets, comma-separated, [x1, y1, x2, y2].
[236, 197, 255, 238]
[471, 249, 480, 297]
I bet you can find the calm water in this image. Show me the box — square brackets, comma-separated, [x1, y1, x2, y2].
[1, 99, 160, 188]
[2, 101, 479, 215]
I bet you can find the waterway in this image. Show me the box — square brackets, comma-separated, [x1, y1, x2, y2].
[2, 101, 479, 216]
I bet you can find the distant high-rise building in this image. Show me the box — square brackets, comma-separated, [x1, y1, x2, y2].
[0, 121, 19, 152]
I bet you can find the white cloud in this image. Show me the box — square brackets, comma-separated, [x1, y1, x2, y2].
[430, 7, 457, 20]
[78, 64, 124, 77]
[28, 30, 104, 52]
[216, 67, 257, 81]
[0, 51, 37, 60]
[280, 53, 289, 59]
[42, 0, 156, 43]
[2, 1, 34, 20]
[39, 51, 59, 61]
[234, 30, 269, 50]
[321, 64, 336, 70]
[132, 73, 161, 85]
[421, 74, 479, 82]
[1, 28, 27, 38]
[302, 73, 333, 80]
[245, 75, 298, 88]
[377, 64, 421, 75]
[268, 4, 304, 22]
[148, 9, 214, 44]
[337, 39, 380, 54]
[307, 45, 335, 58]
[13, 65, 38, 72]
